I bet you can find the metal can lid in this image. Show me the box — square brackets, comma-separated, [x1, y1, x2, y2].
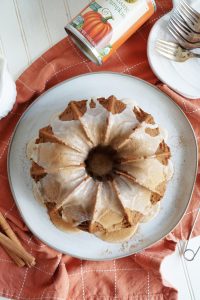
[65, 25, 102, 65]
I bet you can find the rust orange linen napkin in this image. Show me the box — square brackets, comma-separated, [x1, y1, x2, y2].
[0, 1, 200, 299]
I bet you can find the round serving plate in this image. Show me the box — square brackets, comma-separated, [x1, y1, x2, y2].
[147, 0, 200, 99]
[8, 72, 198, 260]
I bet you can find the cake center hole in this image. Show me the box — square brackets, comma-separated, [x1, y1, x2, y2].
[85, 146, 118, 181]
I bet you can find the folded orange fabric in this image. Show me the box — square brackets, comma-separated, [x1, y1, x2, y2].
[0, 1, 200, 299]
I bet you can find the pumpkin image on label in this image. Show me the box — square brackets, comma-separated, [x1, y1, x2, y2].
[82, 11, 113, 48]
[65, 0, 156, 64]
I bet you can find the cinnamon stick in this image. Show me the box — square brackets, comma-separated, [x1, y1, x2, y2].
[0, 212, 22, 246]
[0, 212, 35, 267]
[0, 232, 35, 267]
[3, 247, 25, 267]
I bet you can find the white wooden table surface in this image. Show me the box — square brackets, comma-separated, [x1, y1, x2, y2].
[0, 1, 200, 299]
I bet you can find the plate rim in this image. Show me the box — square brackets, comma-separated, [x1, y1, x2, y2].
[147, 12, 200, 100]
[7, 71, 198, 260]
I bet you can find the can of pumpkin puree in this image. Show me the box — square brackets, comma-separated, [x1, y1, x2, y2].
[65, 0, 156, 65]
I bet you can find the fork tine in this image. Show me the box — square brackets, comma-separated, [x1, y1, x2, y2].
[179, 4, 197, 23]
[176, 8, 196, 31]
[180, 0, 199, 20]
[177, 8, 190, 24]
[156, 45, 176, 55]
[167, 23, 189, 47]
[173, 10, 191, 33]
[156, 43, 176, 55]
[181, 5, 198, 23]
[156, 39, 178, 50]
[167, 23, 179, 40]
[155, 47, 177, 61]
[170, 15, 190, 35]
[168, 23, 200, 48]
[156, 47, 176, 59]
[169, 19, 190, 41]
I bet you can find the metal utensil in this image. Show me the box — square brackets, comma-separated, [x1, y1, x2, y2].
[183, 208, 200, 261]
[167, 0, 200, 48]
[155, 39, 200, 61]
[167, 22, 200, 49]
[178, 0, 200, 33]
[170, 11, 200, 43]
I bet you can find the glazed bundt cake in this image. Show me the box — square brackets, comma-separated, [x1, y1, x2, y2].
[27, 96, 173, 243]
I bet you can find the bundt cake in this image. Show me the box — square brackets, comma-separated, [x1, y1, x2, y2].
[27, 96, 173, 243]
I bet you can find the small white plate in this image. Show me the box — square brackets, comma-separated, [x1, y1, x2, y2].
[8, 72, 198, 260]
[147, 0, 200, 99]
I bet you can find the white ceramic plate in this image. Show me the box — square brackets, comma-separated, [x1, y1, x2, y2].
[147, 0, 200, 99]
[8, 72, 198, 260]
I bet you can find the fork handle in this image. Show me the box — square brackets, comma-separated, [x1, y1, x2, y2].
[191, 53, 200, 58]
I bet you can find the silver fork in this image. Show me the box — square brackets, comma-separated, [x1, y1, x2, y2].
[155, 39, 200, 61]
[170, 10, 200, 43]
[168, 21, 200, 49]
[178, 0, 200, 33]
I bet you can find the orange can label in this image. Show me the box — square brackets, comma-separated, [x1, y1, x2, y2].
[66, 0, 156, 63]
